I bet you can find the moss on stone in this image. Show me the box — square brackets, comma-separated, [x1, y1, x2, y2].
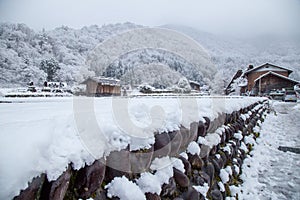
[35, 174, 46, 200]
[248, 144, 253, 152]
[215, 175, 222, 182]
[225, 183, 231, 197]
[231, 176, 242, 186]
[253, 132, 260, 138]
[63, 170, 78, 200]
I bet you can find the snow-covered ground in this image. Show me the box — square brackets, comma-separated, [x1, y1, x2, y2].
[0, 96, 264, 199]
[240, 101, 300, 200]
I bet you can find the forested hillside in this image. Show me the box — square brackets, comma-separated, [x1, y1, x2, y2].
[1, 22, 299, 93]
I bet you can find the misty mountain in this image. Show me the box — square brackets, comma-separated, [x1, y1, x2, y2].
[162, 24, 300, 87]
[0, 22, 299, 93]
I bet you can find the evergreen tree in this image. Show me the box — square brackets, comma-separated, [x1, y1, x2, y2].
[40, 58, 60, 81]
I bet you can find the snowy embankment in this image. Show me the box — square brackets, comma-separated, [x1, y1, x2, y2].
[0, 96, 265, 199]
[239, 102, 300, 200]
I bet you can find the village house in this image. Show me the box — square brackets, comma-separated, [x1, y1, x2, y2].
[81, 77, 121, 96]
[189, 80, 201, 91]
[226, 63, 299, 96]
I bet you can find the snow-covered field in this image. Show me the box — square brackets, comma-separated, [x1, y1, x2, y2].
[0, 96, 264, 199]
[240, 101, 300, 200]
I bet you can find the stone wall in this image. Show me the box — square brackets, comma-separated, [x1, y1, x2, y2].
[14, 99, 269, 200]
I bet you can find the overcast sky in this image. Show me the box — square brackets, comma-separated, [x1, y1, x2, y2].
[0, 0, 299, 37]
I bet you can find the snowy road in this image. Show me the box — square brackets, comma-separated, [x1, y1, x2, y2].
[241, 102, 300, 200]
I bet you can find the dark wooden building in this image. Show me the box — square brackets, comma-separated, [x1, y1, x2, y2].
[241, 63, 298, 95]
[189, 80, 200, 91]
[226, 63, 299, 96]
[81, 77, 121, 96]
[243, 63, 293, 93]
[251, 71, 299, 95]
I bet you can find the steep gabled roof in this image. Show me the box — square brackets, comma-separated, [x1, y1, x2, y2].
[244, 63, 293, 75]
[254, 71, 299, 84]
[189, 80, 200, 86]
[81, 77, 120, 86]
[225, 70, 243, 91]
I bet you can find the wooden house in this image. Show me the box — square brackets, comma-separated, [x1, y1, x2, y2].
[226, 63, 299, 96]
[243, 63, 291, 92]
[81, 77, 121, 96]
[242, 63, 298, 95]
[251, 71, 299, 95]
[189, 80, 201, 91]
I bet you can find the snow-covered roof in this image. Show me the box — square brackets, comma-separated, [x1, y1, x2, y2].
[189, 80, 200, 86]
[254, 71, 299, 84]
[225, 70, 244, 94]
[238, 78, 248, 87]
[82, 77, 121, 86]
[245, 63, 293, 75]
[294, 84, 300, 91]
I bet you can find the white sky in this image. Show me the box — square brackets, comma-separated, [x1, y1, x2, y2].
[0, 0, 299, 37]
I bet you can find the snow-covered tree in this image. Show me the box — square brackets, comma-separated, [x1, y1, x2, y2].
[0, 22, 299, 89]
[138, 84, 155, 93]
[40, 58, 60, 81]
[121, 63, 182, 88]
[211, 69, 230, 94]
[173, 77, 191, 93]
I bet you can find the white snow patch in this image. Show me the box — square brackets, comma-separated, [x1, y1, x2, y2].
[105, 176, 146, 200]
[204, 133, 221, 148]
[241, 114, 247, 121]
[150, 156, 184, 173]
[193, 183, 209, 197]
[234, 131, 243, 140]
[172, 158, 185, 173]
[253, 125, 260, 133]
[225, 197, 236, 200]
[293, 103, 300, 110]
[197, 136, 206, 144]
[239, 142, 248, 153]
[179, 152, 188, 160]
[225, 165, 233, 176]
[220, 169, 230, 183]
[234, 165, 240, 175]
[222, 145, 231, 154]
[229, 185, 240, 197]
[244, 135, 256, 145]
[257, 120, 262, 126]
[187, 141, 200, 155]
[218, 181, 225, 192]
[148, 156, 185, 188]
[136, 172, 162, 194]
[215, 127, 224, 136]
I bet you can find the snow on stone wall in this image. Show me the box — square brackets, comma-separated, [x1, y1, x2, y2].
[10, 97, 269, 200]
